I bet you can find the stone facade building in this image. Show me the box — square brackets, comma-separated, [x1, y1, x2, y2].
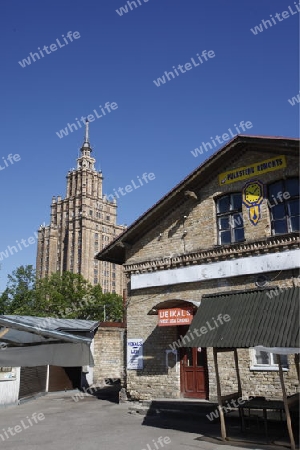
[36, 121, 125, 295]
[96, 135, 299, 402]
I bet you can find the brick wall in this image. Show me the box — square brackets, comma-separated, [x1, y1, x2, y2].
[120, 146, 299, 401]
[125, 271, 299, 400]
[125, 150, 298, 263]
[207, 349, 299, 402]
[93, 325, 125, 384]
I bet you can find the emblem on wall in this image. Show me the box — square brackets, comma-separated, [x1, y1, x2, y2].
[242, 180, 264, 226]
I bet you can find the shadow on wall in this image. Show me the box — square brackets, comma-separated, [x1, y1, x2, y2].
[136, 325, 178, 377]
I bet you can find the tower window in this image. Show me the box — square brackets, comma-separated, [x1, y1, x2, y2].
[268, 178, 299, 235]
[216, 193, 244, 245]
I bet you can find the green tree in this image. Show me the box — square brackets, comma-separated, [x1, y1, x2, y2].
[0, 265, 36, 314]
[0, 288, 10, 315]
[84, 285, 124, 321]
[35, 271, 92, 318]
[0, 266, 123, 322]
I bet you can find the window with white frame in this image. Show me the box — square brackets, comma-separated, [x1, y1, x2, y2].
[250, 348, 288, 370]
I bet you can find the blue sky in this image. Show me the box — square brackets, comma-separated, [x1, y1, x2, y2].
[0, 0, 299, 291]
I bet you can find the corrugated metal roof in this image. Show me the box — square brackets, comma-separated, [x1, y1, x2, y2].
[1, 316, 98, 332]
[182, 287, 299, 348]
[0, 316, 99, 345]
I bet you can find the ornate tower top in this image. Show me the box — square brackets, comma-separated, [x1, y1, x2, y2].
[81, 119, 92, 155]
[77, 119, 95, 170]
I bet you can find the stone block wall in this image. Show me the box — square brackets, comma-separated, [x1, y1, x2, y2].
[125, 150, 299, 264]
[93, 325, 125, 384]
[125, 271, 299, 401]
[121, 145, 299, 402]
[207, 348, 299, 401]
[126, 305, 180, 400]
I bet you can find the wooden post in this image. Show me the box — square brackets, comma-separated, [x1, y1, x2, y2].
[277, 354, 295, 450]
[234, 348, 244, 429]
[234, 349, 242, 397]
[213, 348, 227, 440]
[295, 353, 299, 382]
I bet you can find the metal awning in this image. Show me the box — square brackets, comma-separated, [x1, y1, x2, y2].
[182, 288, 299, 448]
[0, 316, 99, 367]
[182, 287, 299, 348]
[148, 299, 200, 315]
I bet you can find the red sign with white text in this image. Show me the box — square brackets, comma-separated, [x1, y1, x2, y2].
[158, 307, 194, 326]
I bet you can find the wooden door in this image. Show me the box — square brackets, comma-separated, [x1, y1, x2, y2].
[180, 347, 208, 399]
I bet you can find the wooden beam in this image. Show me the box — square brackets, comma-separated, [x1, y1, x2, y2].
[214, 347, 235, 353]
[213, 348, 227, 440]
[295, 353, 299, 382]
[234, 349, 242, 397]
[277, 355, 295, 450]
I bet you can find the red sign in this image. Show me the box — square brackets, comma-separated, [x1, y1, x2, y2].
[158, 307, 194, 327]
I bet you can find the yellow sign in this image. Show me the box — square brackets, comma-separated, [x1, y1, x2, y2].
[218, 155, 287, 185]
[242, 180, 264, 226]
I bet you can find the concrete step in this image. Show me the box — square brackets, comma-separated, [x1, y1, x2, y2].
[128, 399, 218, 420]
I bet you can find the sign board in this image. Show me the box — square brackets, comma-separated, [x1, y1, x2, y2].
[158, 307, 194, 326]
[127, 339, 143, 370]
[218, 155, 286, 185]
[0, 367, 17, 381]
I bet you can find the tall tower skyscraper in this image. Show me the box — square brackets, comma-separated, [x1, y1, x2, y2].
[36, 121, 125, 295]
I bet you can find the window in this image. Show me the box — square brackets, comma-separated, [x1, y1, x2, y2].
[268, 178, 299, 235]
[94, 278, 98, 285]
[251, 348, 288, 371]
[216, 193, 244, 244]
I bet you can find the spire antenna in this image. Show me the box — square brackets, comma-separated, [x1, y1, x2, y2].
[83, 119, 90, 147]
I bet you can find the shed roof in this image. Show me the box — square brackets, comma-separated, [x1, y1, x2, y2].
[1, 315, 99, 332]
[0, 315, 98, 345]
[182, 287, 299, 348]
[0, 316, 98, 367]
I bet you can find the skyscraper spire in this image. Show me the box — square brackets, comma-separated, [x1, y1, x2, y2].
[78, 119, 94, 169]
[83, 119, 90, 148]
